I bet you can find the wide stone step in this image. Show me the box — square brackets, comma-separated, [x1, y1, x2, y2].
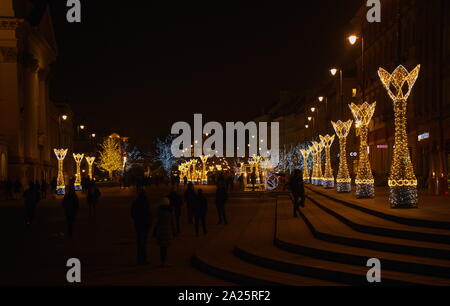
[306, 185, 450, 230]
[306, 190, 450, 244]
[235, 197, 450, 285]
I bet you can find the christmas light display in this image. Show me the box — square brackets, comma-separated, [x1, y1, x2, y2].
[251, 155, 263, 184]
[98, 137, 123, 179]
[191, 159, 198, 183]
[85, 156, 96, 180]
[349, 102, 376, 198]
[312, 140, 324, 186]
[200, 155, 209, 184]
[378, 65, 420, 208]
[300, 148, 311, 183]
[53, 148, 68, 195]
[310, 145, 318, 185]
[319, 135, 335, 189]
[332, 120, 353, 193]
[73, 153, 84, 191]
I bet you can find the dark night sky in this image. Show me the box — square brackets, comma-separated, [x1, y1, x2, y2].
[48, 0, 361, 150]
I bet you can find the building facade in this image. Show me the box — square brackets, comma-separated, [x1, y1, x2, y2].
[0, 0, 74, 187]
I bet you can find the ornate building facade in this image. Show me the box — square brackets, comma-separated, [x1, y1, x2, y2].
[0, 0, 74, 186]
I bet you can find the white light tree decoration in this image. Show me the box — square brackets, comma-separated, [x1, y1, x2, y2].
[155, 135, 177, 177]
[320, 135, 335, 189]
[54, 148, 68, 195]
[349, 102, 376, 198]
[300, 148, 311, 183]
[200, 155, 209, 184]
[378, 65, 420, 208]
[73, 153, 84, 191]
[332, 120, 353, 193]
[85, 156, 96, 180]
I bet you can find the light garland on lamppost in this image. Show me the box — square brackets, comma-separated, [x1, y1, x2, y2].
[349, 102, 376, 198]
[85, 156, 96, 181]
[300, 148, 311, 184]
[73, 153, 84, 191]
[200, 155, 209, 185]
[312, 140, 324, 186]
[332, 120, 353, 193]
[378, 65, 420, 208]
[54, 148, 68, 195]
[320, 135, 335, 189]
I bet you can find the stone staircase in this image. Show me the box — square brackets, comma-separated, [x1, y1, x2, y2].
[192, 188, 450, 285]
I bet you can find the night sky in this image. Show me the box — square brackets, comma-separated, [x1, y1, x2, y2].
[48, 0, 361, 150]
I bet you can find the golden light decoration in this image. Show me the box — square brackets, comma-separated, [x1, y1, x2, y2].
[319, 135, 335, 189]
[300, 148, 311, 183]
[378, 64, 420, 208]
[309, 145, 318, 185]
[73, 153, 84, 191]
[191, 159, 198, 183]
[250, 155, 263, 184]
[200, 155, 209, 184]
[53, 148, 68, 195]
[85, 156, 96, 181]
[312, 140, 324, 186]
[349, 102, 376, 198]
[332, 120, 353, 193]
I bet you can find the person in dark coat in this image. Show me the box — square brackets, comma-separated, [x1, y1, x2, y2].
[23, 182, 40, 226]
[193, 189, 208, 236]
[288, 169, 305, 217]
[131, 188, 151, 265]
[62, 185, 79, 237]
[215, 182, 228, 225]
[184, 182, 196, 224]
[168, 187, 183, 235]
[87, 181, 101, 217]
[155, 196, 175, 267]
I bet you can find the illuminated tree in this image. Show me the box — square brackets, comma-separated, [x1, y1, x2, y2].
[332, 120, 353, 193]
[54, 148, 68, 195]
[349, 102, 376, 198]
[200, 155, 209, 184]
[73, 153, 84, 191]
[378, 65, 420, 208]
[154, 135, 177, 177]
[98, 137, 123, 179]
[320, 135, 335, 189]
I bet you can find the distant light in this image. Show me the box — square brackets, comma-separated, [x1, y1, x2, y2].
[308, 117, 312, 121]
[80, 125, 85, 130]
[348, 34, 358, 45]
[418, 132, 430, 141]
[91, 133, 96, 138]
[330, 68, 338, 76]
[318, 96, 324, 102]
[305, 125, 309, 129]
[311, 107, 316, 113]
[377, 144, 388, 149]
[62, 115, 68, 121]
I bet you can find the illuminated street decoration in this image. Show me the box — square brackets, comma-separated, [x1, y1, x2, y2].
[378, 65, 420, 208]
[320, 135, 335, 189]
[312, 141, 324, 186]
[54, 148, 68, 195]
[310, 145, 318, 185]
[332, 120, 353, 193]
[200, 155, 209, 184]
[251, 155, 263, 184]
[300, 148, 311, 183]
[73, 153, 84, 191]
[191, 159, 198, 183]
[349, 102, 376, 198]
[85, 156, 95, 180]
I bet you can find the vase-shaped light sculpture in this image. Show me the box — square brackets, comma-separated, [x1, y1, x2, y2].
[378, 65, 420, 208]
[312, 141, 324, 186]
[309, 145, 317, 185]
[332, 120, 353, 193]
[191, 159, 198, 183]
[251, 155, 263, 184]
[85, 156, 96, 180]
[320, 135, 335, 189]
[200, 155, 209, 184]
[73, 153, 84, 191]
[349, 102, 376, 198]
[54, 148, 68, 195]
[300, 148, 311, 184]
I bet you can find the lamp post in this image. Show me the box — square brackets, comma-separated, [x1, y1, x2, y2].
[378, 65, 420, 208]
[331, 68, 344, 118]
[348, 34, 366, 102]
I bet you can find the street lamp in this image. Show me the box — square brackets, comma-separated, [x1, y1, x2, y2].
[347, 33, 365, 102]
[61, 115, 68, 121]
[311, 107, 316, 113]
[330, 68, 338, 76]
[330, 67, 344, 118]
[80, 125, 85, 130]
[347, 34, 358, 45]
